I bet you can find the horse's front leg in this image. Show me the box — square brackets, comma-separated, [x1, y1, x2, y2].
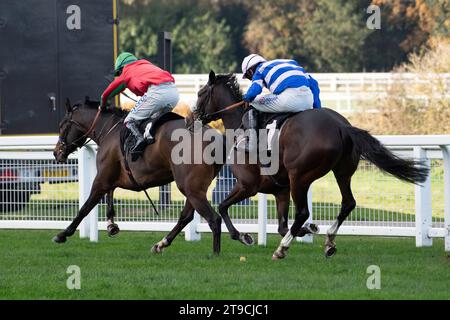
[53, 177, 107, 243]
[151, 200, 195, 253]
[218, 183, 256, 246]
[105, 189, 120, 237]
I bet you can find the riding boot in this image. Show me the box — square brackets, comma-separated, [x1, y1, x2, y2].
[143, 122, 155, 145]
[126, 120, 146, 161]
[237, 107, 258, 153]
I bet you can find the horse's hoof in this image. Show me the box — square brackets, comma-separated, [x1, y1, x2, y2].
[239, 233, 254, 246]
[271, 252, 285, 260]
[52, 234, 66, 243]
[309, 223, 320, 234]
[271, 247, 287, 260]
[151, 244, 164, 254]
[107, 224, 120, 237]
[325, 246, 337, 258]
[297, 223, 320, 236]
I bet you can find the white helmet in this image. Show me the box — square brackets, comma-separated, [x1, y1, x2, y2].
[241, 54, 266, 78]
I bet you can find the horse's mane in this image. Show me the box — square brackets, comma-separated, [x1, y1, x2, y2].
[73, 98, 129, 118]
[215, 74, 243, 101]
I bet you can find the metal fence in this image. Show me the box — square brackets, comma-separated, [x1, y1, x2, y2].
[0, 135, 449, 251]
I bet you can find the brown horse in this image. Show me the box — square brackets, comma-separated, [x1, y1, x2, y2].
[194, 71, 429, 259]
[53, 98, 228, 254]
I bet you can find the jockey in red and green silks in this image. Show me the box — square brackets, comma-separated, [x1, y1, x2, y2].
[100, 52, 179, 158]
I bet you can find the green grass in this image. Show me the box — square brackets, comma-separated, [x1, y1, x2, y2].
[0, 230, 449, 299]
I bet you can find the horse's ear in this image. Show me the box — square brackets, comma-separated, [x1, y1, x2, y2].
[65, 98, 72, 113]
[208, 70, 216, 84]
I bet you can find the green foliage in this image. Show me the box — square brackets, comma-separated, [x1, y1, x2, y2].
[243, 0, 314, 66]
[302, 0, 370, 72]
[173, 12, 237, 73]
[243, 0, 371, 72]
[120, 0, 237, 72]
[119, 0, 446, 73]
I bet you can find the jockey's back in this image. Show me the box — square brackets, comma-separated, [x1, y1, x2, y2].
[244, 59, 321, 109]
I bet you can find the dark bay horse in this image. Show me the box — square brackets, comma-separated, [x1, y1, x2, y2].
[194, 71, 429, 259]
[53, 98, 227, 254]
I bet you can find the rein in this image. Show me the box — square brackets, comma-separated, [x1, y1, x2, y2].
[201, 101, 245, 123]
[66, 109, 102, 149]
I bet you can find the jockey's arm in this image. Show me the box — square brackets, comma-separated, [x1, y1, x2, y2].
[243, 72, 264, 102]
[308, 75, 322, 109]
[100, 76, 127, 109]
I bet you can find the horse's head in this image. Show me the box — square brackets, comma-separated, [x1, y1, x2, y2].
[192, 70, 243, 125]
[53, 97, 92, 163]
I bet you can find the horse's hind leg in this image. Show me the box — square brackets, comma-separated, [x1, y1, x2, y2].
[218, 184, 256, 246]
[274, 191, 290, 236]
[151, 200, 195, 254]
[106, 189, 120, 237]
[275, 190, 319, 237]
[325, 164, 358, 257]
[273, 178, 310, 260]
[53, 176, 107, 243]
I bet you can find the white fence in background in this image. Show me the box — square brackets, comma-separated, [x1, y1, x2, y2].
[0, 135, 449, 251]
[120, 73, 450, 114]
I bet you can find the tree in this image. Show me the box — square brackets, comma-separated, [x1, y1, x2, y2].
[119, 0, 238, 73]
[302, 0, 370, 72]
[363, 0, 450, 70]
[243, 0, 369, 72]
[243, 0, 315, 66]
[172, 12, 237, 73]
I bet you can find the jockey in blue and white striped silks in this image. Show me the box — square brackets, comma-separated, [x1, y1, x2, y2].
[242, 54, 322, 113]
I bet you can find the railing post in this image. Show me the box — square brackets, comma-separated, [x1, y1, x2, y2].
[297, 187, 313, 243]
[414, 147, 432, 247]
[185, 209, 201, 241]
[78, 146, 98, 242]
[258, 193, 267, 246]
[440, 145, 450, 251]
[88, 146, 98, 242]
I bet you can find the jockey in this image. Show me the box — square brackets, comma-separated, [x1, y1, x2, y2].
[100, 52, 179, 156]
[240, 54, 321, 152]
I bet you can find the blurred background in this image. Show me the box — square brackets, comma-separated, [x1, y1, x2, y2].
[119, 0, 450, 134]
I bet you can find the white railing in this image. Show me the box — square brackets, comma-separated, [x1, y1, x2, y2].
[0, 135, 449, 251]
[122, 73, 450, 114]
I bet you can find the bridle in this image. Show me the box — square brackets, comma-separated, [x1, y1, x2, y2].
[195, 83, 245, 124]
[59, 105, 120, 152]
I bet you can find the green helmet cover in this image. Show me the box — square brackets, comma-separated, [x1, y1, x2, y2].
[114, 52, 138, 76]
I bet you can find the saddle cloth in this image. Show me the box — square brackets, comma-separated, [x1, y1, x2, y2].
[257, 112, 297, 152]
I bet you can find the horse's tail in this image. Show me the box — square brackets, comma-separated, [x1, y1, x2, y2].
[342, 125, 429, 184]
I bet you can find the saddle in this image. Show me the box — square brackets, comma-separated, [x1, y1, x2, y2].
[258, 112, 296, 132]
[120, 110, 184, 161]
